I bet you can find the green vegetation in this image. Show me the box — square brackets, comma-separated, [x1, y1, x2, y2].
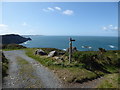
[2, 47, 119, 88]
[26, 48, 62, 67]
[72, 50, 120, 73]
[26, 48, 98, 83]
[2, 44, 26, 50]
[25, 48, 120, 84]
[97, 73, 119, 88]
[53, 67, 97, 83]
[1, 52, 9, 78]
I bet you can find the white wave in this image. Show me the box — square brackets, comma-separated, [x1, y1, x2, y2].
[24, 42, 27, 44]
[81, 46, 92, 49]
[81, 46, 85, 48]
[63, 49, 66, 51]
[108, 45, 115, 48]
[23, 41, 30, 44]
[88, 46, 92, 49]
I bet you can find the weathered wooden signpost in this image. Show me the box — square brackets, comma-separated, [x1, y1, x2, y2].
[69, 37, 75, 64]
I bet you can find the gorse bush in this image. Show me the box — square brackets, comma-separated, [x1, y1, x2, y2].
[73, 52, 104, 72]
[72, 50, 120, 73]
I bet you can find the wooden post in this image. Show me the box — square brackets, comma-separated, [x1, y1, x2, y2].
[69, 38, 72, 63]
[69, 37, 75, 64]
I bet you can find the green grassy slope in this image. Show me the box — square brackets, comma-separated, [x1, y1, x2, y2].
[25, 48, 120, 85]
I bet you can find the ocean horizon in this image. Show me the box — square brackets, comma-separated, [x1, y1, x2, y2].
[21, 35, 118, 51]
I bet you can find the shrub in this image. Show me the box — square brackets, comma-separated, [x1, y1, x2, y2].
[72, 52, 109, 72]
[2, 44, 26, 49]
[1, 52, 8, 78]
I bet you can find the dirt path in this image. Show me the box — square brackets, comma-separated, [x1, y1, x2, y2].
[3, 50, 63, 88]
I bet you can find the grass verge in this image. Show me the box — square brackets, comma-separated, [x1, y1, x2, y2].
[97, 73, 119, 88]
[1, 52, 9, 78]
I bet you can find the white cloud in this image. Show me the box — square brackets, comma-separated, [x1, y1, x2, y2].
[43, 7, 74, 16]
[108, 25, 114, 29]
[63, 10, 74, 15]
[22, 22, 27, 26]
[114, 26, 118, 30]
[0, 24, 20, 35]
[54, 7, 61, 11]
[102, 25, 118, 31]
[0, 24, 12, 35]
[103, 27, 107, 30]
[0, 24, 8, 31]
[47, 7, 54, 11]
[42, 7, 54, 12]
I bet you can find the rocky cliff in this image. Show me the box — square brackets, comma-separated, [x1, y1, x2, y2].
[1, 34, 31, 44]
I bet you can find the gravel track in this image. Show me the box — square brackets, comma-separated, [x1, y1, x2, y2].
[3, 50, 63, 88]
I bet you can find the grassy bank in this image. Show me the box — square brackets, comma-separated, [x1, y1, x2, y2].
[25, 48, 120, 84]
[1, 52, 9, 78]
[97, 73, 120, 88]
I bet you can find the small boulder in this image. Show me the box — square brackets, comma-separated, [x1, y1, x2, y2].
[48, 51, 57, 57]
[54, 56, 60, 60]
[54, 56, 64, 61]
[35, 49, 47, 55]
[98, 48, 106, 52]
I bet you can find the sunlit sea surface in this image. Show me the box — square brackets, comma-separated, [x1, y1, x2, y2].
[21, 35, 118, 51]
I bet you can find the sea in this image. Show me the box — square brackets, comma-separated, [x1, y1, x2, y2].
[21, 35, 118, 51]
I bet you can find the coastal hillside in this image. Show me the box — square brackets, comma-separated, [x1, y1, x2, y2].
[25, 48, 120, 88]
[2, 47, 120, 88]
[1, 34, 31, 44]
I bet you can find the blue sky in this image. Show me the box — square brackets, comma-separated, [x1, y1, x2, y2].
[0, 2, 118, 36]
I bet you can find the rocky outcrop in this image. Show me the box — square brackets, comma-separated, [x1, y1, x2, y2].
[35, 49, 47, 55]
[48, 51, 58, 57]
[1, 34, 31, 44]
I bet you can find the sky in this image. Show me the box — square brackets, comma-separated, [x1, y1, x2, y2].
[0, 2, 118, 36]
